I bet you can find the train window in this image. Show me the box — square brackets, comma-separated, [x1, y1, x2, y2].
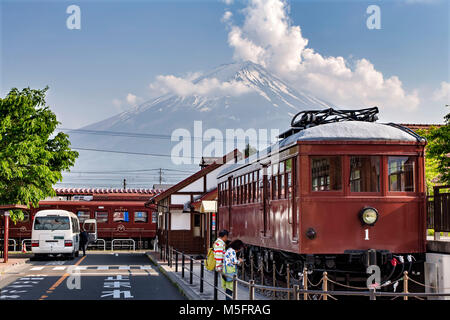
[134, 211, 148, 223]
[311, 157, 342, 191]
[248, 175, 252, 203]
[76, 211, 90, 223]
[287, 172, 292, 197]
[152, 212, 157, 224]
[234, 178, 237, 204]
[113, 211, 130, 223]
[350, 156, 380, 192]
[280, 174, 285, 198]
[272, 175, 278, 200]
[95, 211, 108, 223]
[286, 159, 292, 172]
[388, 157, 415, 192]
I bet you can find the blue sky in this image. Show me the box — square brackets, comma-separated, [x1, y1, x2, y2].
[1, 0, 449, 127]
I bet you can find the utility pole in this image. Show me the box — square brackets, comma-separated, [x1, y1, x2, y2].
[159, 168, 162, 184]
[123, 178, 127, 189]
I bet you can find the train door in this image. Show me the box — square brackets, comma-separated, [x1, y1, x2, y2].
[286, 157, 298, 241]
[261, 165, 271, 237]
[226, 177, 233, 234]
[83, 219, 97, 243]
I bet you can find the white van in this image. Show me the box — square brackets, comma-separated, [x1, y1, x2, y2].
[31, 210, 80, 259]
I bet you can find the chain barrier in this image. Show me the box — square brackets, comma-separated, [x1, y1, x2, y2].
[276, 264, 286, 276]
[327, 278, 369, 290]
[307, 277, 323, 287]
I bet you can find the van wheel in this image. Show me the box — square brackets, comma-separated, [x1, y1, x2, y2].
[67, 252, 75, 260]
[75, 250, 79, 258]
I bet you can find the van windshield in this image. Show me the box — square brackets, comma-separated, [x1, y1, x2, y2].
[34, 216, 70, 230]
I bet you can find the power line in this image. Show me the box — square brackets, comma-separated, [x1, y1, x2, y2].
[65, 168, 197, 174]
[72, 147, 207, 159]
[58, 127, 275, 144]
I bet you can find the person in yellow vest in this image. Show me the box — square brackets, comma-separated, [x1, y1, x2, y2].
[213, 229, 229, 272]
[222, 239, 244, 300]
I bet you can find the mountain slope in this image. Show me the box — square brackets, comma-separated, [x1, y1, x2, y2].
[63, 61, 334, 187]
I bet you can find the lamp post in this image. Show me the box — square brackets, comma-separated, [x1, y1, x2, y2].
[3, 211, 10, 263]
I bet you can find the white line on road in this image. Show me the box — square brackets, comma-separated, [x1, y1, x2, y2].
[97, 266, 109, 270]
[75, 266, 88, 270]
[52, 266, 66, 270]
[30, 267, 44, 271]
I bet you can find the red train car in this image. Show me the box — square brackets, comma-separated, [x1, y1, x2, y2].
[217, 108, 427, 286]
[10, 188, 162, 250]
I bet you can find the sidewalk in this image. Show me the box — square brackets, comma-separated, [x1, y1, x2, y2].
[146, 251, 270, 300]
[0, 257, 29, 275]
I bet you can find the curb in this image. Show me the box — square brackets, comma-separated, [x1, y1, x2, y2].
[146, 252, 203, 300]
[0, 258, 30, 275]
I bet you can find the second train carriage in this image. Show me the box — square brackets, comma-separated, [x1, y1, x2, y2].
[9, 188, 162, 250]
[217, 108, 427, 286]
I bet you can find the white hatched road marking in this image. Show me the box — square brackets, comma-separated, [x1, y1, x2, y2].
[75, 266, 88, 270]
[139, 266, 152, 270]
[30, 267, 44, 271]
[28, 265, 157, 273]
[52, 266, 66, 271]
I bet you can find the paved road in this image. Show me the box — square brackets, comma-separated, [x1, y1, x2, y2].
[0, 252, 186, 300]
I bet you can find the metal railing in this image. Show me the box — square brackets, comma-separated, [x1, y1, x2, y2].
[159, 245, 450, 301]
[0, 239, 17, 252]
[161, 245, 233, 300]
[88, 238, 106, 251]
[433, 186, 450, 233]
[21, 239, 31, 251]
[111, 238, 135, 251]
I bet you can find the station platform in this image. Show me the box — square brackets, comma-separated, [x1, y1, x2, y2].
[427, 236, 450, 254]
[146, 251, 269, 300]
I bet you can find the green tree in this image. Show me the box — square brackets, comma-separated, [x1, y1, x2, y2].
[244, 143, 257, 158]
[418, 107, 450, 191]
[0, 87, 78, 222]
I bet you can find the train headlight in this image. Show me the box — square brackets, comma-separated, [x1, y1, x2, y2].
[359, 207, 379, 226]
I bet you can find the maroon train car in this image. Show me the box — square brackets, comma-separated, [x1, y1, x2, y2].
[10, 188, 162, 249]
[217, 109, 427, 284]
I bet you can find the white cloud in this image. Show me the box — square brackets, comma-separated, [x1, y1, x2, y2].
[225, 0, 421, 111]
[126, 93, 138, 105]
[149, 75, 253, 97]
[112, 98, 122, 111]
[432, 81, 450, 102]
[221, 11, 233, 23]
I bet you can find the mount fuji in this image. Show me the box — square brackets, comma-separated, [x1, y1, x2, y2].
[63, 61, 334, 188]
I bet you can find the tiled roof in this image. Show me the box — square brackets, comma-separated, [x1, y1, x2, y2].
[54, 188, 164, 195]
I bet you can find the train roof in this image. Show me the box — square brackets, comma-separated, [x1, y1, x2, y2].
[218, 121, 425, 179]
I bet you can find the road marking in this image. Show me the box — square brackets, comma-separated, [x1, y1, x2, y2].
[139, 266, 151, 269]
[30, 267, 44, 271]
[52, 266, 66, 271]
[97, 266, 109, 270]
[118, 266, 130, 270]
[39, 256, 87, 300]
[75, 266, 87, 270]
